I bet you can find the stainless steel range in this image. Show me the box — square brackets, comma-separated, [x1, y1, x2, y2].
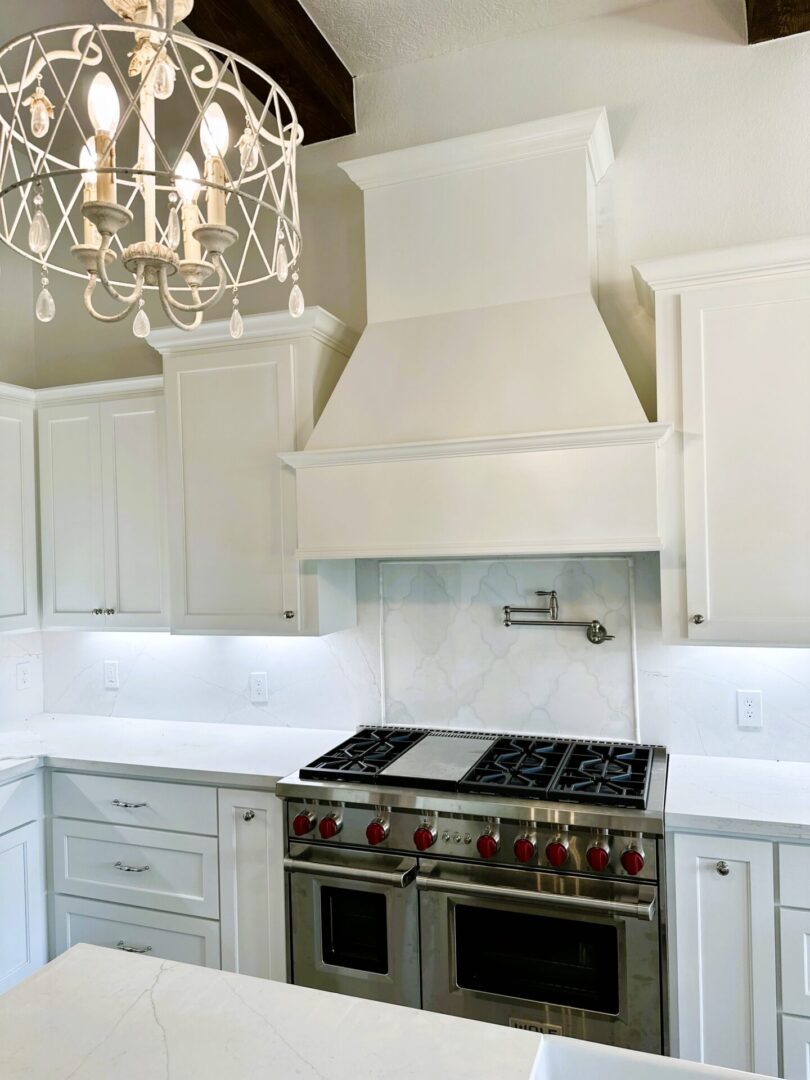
[277, 729, 668, 1054]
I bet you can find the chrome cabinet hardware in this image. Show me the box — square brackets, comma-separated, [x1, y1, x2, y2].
[104, 608, 115, 615]
[242, 809, 255, 822]
[92, 608, 103, 615]
[283, 610, 295, 619]
[503, 588, 614, 644]
[116, 941, 152, 954]
[692, 614, 705, 625]
[716, 860, 730, 876]
[111, 799, 147, 809]
[114, 860, 150, 873]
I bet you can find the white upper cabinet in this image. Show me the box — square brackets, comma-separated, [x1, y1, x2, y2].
[152, 310, 357, 636]
[0, 385, 37, 631]
[635, 239, 810, 645]
[38, 379, 168, 630]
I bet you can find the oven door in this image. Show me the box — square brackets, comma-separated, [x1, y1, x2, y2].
[285, 842, 420, 1008]
[418, 859, 662, 1053]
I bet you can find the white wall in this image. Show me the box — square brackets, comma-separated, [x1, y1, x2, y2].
[39, 555, 810, 763]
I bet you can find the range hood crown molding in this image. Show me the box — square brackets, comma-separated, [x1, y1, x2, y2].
[339, 107, 614, 191]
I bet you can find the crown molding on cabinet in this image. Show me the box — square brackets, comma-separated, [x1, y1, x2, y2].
[34, 376, 164, 405]
[633, 234, 810, 316]
[149, 307, 358, 359]
[281, 422, 672, 469]
[0, 382, 36, 405]
[340, 107, 614, 191]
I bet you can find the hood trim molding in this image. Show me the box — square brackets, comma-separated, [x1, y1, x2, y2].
[282, 422, 672, 469]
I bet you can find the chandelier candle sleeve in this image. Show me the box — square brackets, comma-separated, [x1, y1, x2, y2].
[200, 102, 228, 227]
[88, 73, 120, 204]
[79, 140, 100, 247]
[176, 151, 202, 262]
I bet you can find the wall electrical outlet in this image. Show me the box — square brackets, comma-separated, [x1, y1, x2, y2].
[249, 671, 269, 704]
[103, 660, 119, 690]
[736, 689, 763, 730]
[16, 661, 32, 691]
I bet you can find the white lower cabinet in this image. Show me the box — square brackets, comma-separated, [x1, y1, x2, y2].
[783, 1017, 810, 1080]
[671, 833, 778, 1075]
[0, 820, 46, 993]
[218, 789, 285, 981]
[53, 895, 220, 968]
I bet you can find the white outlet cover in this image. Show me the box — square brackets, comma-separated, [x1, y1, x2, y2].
[250, 671, 269, 704]
[736, 688, 763, 731]
[103, 660, 120, 690]
[16, 661, 32, 691]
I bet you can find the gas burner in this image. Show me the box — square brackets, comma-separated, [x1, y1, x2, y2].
[549, 743, 653, 809]
[299, 727, 426, 782]
[458, 737, 569, 796]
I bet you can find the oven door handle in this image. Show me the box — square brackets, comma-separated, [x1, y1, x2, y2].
[415, 873, 656, 921]
[284, 856, 417, 889]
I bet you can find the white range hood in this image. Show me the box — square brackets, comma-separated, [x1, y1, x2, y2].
[283, 108, 670, 559]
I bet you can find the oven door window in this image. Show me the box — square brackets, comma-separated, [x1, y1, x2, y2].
[454, 903, 619, 1014]
[321, 886, 389, 975]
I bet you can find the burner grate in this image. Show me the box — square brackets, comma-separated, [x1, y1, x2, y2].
[548, 743, 653, 809]
[459, 738, 570, 797]
[299, 728, 427, 782]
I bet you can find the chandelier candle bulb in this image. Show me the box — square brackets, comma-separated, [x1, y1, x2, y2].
[88, 73, 120, 204]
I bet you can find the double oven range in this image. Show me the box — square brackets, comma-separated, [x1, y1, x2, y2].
[277, 728, 668, 1053]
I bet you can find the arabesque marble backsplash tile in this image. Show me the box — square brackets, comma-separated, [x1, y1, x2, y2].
[381, 558, 636, 740]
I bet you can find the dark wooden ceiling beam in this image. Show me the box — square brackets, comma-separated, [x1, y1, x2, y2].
[746, 0, 810, 43]
[184, 0, 355, 144]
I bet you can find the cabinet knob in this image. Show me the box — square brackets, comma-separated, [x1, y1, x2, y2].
[92, 608, 103, 615]
[105, 608, 115, 616]
[242, 810, 255, 822]
[716, 860, 730, 876]
[283, 610, 295, 620]
[692, 614, 705, 625]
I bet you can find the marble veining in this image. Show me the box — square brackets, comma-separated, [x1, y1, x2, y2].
[0, 945, 542, 1080]
[382, 558, 636, 739]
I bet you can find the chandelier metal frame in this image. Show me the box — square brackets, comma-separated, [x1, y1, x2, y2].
[0, 0, 305, 336]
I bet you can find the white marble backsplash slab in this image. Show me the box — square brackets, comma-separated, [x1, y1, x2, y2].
[0, 632, 43, 730]
[381, 558, 637, 740]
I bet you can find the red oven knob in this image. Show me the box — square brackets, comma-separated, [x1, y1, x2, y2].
[366, 819, 389, 846]
[621, 848, 645, 876]
[514, 836, 536, 863]
[545, 840, 569, 868]
[413, 825, 436, 851]
[476, 833, 499, 859]
[292, 811, 315, 836]
[586, 844, 610, 872]
[318, 813, 342, 839]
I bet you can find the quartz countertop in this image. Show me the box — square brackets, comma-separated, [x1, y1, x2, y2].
[0, 713, 351, 788]
[666, 753, 810, 840]
[0, 945, 542, 1080]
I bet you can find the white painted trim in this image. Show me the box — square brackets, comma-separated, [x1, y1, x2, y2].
[340, 107, 613, 190]
[294, 538, 663, 560]
[0, 382, 36, 404]
[283, 423, 672, 469]
[149, 307, 358, 358]
[632, 234, 810, 315]
[34, 376, 164, 405]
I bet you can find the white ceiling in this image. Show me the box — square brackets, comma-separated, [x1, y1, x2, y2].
[299, 0, 656, 75]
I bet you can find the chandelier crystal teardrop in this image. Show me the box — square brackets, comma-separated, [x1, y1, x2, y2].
[0, 0, 304, 336]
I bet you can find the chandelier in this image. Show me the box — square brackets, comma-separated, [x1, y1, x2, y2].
[0, 0, 304, 339]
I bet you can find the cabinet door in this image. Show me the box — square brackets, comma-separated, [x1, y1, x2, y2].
[0, 821, 46, 993]
[672, 833, 777, 1074]
[0, 396, 37, 630]
[784, 1016, 810, 1080]
[218, 789, 285, 980]
[782, 908, 810, 1018]
[164, 344, 299, 634]
[681, 276, 810, 644]
[39, 403, 105, 628]
[99, 395, 168, 628]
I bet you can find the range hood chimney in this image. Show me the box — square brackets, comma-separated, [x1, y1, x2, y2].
[283, 109, 670, 560]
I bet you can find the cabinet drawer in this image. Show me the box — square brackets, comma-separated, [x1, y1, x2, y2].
[0, 773, 42, 835]
[781, 844, 810, 909]
[784, 1016, 810, 1080]
[52, 819, 219, 918]
[782, 908, 810, 1017]
[51, 771, 217, 835]
[53, 895, 220, 969]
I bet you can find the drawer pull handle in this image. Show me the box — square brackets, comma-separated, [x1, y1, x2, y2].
[116, 941, 152, 954]
[716, 860, 730, 876]
[111, 799, 148, 809]
[114, 860, 150, 873]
